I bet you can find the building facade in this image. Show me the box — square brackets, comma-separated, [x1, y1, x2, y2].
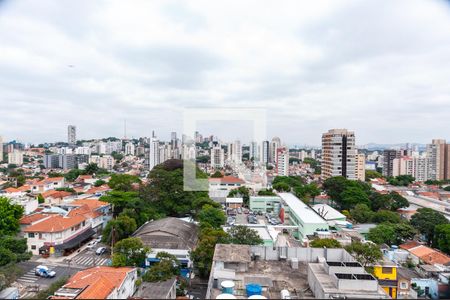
[321, 129, 357, 180]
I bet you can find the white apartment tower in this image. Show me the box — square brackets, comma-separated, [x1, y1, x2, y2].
[0, 136, 3, 162]
[233, 140, 242, 163]
[68, 125, 77, 145]
[276, 147, 289, 176]
[356, 153, 366, 181]
[125, 142, 135, 156]
[148, 137, 159, 171]
[261, 141, 269, 165]
[321, 129, 357, 180]
[8, 150, 24, 166]
[211, 145, 225, 169]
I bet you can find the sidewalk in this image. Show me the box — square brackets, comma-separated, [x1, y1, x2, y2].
[34, 244, 91, 266]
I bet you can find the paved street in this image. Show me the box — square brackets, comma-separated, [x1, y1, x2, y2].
[16, 261, 83, 299]
[70, 249, 110, 267]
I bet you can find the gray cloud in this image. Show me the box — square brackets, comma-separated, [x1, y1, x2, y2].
[0, 0, 450, 145]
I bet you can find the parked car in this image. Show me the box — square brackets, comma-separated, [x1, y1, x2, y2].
[35, 265, 56, 278]
[96, 247, 107, 255]
[94, 235, 102, 243]
[237, 207, 242, 214]
[243, 209, 249, 214]
[87, 240, 98, 249]
[227, 216, 236, 226]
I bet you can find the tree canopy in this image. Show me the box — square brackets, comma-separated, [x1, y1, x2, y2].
[310, 238, 342, 248]
[227, 225, 263, 245]
[0, 197, 24, 236]
[112, 237, 149, 267]
[368, 223, 416, 246]
[142, 252, 180, 282]
[434, 224, 450, 255]
[108, 174, 140, 192]
[411, 208, 449, 245]
[345, 241, 382, 267]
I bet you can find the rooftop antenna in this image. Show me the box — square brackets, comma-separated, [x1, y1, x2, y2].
[123, 120, 127, 140]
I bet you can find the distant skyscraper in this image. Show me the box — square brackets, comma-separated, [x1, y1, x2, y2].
[321, 129, 356, 180]
[148, 137, 159, 170]
[233, 140, 242, 163]
[276, 147, 289, 176]
[68, 125, 77, 145]
[426, 139, 450, 181]
[382, 149, 401, 177]
[8, 150, 23, 166]
[0, 135, 3, 162]
[269, 137, 281, 163]
[356, 153, 366, 181]
[250, 141, 259, 162]
[211, 144, 225, 168]
[262, 141, 269, 165]
[171, 132, 177, 149]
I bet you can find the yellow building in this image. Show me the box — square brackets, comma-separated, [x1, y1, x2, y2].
[373, 261, 398, 299]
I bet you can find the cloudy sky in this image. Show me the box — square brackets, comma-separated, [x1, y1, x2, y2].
[1, 0, 450, 146]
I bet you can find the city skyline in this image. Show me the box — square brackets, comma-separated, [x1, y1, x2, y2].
[1, 0, 450, 144]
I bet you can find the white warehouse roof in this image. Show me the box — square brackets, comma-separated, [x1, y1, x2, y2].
[278, 193, 328, 225]
[312, 204, 346, 221]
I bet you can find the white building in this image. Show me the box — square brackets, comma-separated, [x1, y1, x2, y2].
[0, 136, 3, 162]
[233, 140, 242, 163]
[89, 155, 114, 170]
[276, 147, 289, 176]
[125, 142, 135, 156]
[8, 150, 24, 165]
[321, 129, 357, 180]
[148, 138, 159, 170]
[67, 125, 76, 145]
[211, 145, 225, 168]
[261, 141, 269, 165]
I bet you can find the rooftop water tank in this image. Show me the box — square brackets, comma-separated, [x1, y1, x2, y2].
[246, 284, 263, 297]
[248, 295, 267, 299]
[216, 293, 236, 299]
[221, 280, 235, 294]
[280, 289, 291, 299]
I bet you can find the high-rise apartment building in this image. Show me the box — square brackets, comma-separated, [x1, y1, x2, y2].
[276, 147, 289, 176]
[147, 137, 159, 171]
[68, 125, 77, 145]
[382, 149, 401, 177]
[125, 142, 135, 155]
[426, 139, 450, 181]
[8, 150, 24, 165]
[0, 135, 3, 162]
[250, 141, 259, 162]
[321, 129, 356, 180]
[233, 140, 242, 163]
[356, 153, 366, 181]
[269, 137, 281, 163]
[211, 145, 225, 168]
[262, 141, 269, 165]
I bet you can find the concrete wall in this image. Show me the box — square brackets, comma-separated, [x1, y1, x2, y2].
[251, 246, 356, 263]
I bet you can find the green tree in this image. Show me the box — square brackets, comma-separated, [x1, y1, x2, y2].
[84, 163, 100, 175]
[142, 252, 180, 282]
[0, 248, 16, 267]
[322, 176, 348, 203]
[111, 151, 124, 161]
[101, 191, 141, 217]
[411, 208, 449, 245]
[102, 215, 137, 244]
[370, 192, 409, 211]
[140, 159, 210, 217]
[211, 171, 223, 178]
[365, 170, 383, 181]
[108, 174, 141, 192]
[227, 226, 263, 245]
[112, 237, 149, 267]
[228, 186, 250, 206]
[345, 241, 382, 267]
[64, 169, 84, 182]
[294, 183, 320, 203]
[371, 210, 401, 224]
[350, 204, 374, 223]
[198, 205, 226, 229]
[310, 238, 342, 248]
[388, 175, 415, 186]
[368, 223, 416, 246]
[0, 237, 32, 262]
[339, 186, 370, 211]
[94, 179, 106, 187]
[257, 189, 276, 196]
[272, 182, 290, 192]
[434, 224, 450, 254]
[0, 197, 24, 236]
[37, 194, 45, 204]
[190, 227, 228, 278]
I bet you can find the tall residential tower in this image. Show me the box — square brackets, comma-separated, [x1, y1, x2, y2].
[321, 129, 356, 180]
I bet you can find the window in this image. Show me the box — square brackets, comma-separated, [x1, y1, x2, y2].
[400, 282, 408, 289]
[382, 267, 393, 274]
[28, 233, 35, 238]
[31, 245, 36, 250]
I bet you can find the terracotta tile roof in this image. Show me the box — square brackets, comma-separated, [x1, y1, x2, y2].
[18, 185, 31, 192]
[85, 185, 111, 194]
[409, 246, 450, 265]
[400, 241, 422, 250]
[71, 199, 109, 210]
[20, 213, 51, 225]
[68, 205, 102, 219]
[24, 214, 86, 233]
[3, 187, 21, 193]
[77, 175, 93, 180]
[209, 176, 245, 184]
[41, 190, 72, 199]
[62, 266, 134, 299]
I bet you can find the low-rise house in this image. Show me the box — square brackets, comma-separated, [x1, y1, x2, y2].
[31, 177, 65, 194]
[53, 266, 137, 299]
[400, 241, 450, 266]
[23, 213, 94, 256]
[397, 267, 419, 299]
[133, 277, 177, 299]
[133, 217, 198, 269]
[41, 190, 73, 204]
[208, 176, 245, 202]
[372, 260, 398, 299]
